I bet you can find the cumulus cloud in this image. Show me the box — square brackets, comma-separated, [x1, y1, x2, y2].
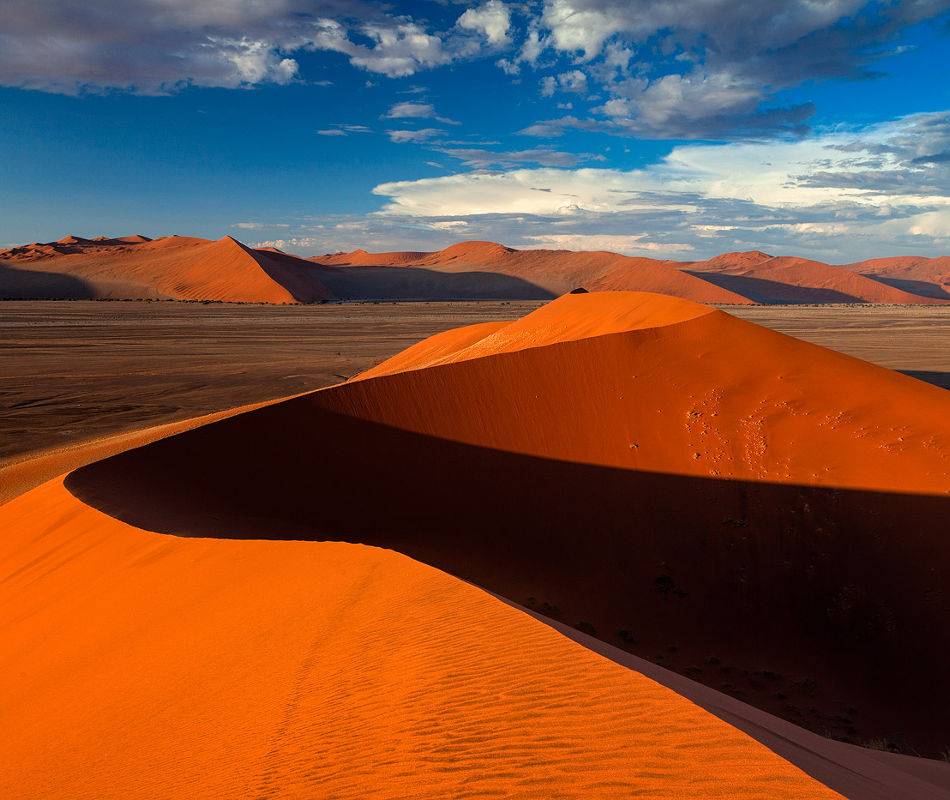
[372, 112, 950, 260]
[345, 21, 452, 78]
[520, 0, 950, 138]
[595, 70, 815, 139]
[0, 0, 469, 93]
[457, 1, 512, 45]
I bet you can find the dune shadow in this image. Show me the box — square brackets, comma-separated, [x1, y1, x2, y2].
[317, 265, 558, 300]
[900, 370, 950, 390]
[685, 271, 864, 303]
[861, 275, 950, 301]
[65, 391, 950, 755]
[0, 263, 95, 300]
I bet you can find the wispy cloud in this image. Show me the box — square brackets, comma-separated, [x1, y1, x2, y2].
[387, 128, 447, 143]
[438, 147, 596, 168]
[383, 102, 460, 124]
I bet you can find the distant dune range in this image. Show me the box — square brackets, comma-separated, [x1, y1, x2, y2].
[3, 234, 949, 303]
[3, 291, 950, 797]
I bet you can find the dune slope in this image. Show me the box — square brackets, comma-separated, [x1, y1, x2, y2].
[682, 253, 947, 304]
[0, 235, 330, 303]
[0, 477, 844, 799]
[66, 291, 950, 756]
[842, 256, 950, 300]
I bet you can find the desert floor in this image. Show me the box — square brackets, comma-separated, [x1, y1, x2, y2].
[3, 300, 948, 471]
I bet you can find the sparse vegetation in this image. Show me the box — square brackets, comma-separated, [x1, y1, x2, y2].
[577, 621, 597, 635]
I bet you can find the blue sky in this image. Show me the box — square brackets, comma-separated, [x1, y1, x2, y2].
[2, 0, 950, 261]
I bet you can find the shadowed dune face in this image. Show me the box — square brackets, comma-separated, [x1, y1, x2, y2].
[67, 291, 950, 755]
[313, 265, 559, 300]
[0, 262, 95, 299]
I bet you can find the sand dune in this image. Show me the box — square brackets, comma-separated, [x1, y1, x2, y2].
[315, 240, 753, 303]
[4, 235, 948, 303]
[62, 291, 950, 757]
[0, 477, 847, 799]
[682, 253, 947, 304]
[842, 255, 950, 300]
[315, 242, 950, 304]
[4, 290, 950, 796]
[0, 235, 329, 303]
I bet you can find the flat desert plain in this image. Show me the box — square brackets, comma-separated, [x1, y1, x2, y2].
[3, 301, 948, 469]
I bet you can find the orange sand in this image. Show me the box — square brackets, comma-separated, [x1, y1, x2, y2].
[6, 235, 950, 304]
[4, 289, 950, 798]
[65, 291, 950, 754]
[843, 255, 950, 300]
[0, 235, 329, 303]
[0, 477, 840, 799]
[316, 240, 753, 303]
[682, 253, 947, 304]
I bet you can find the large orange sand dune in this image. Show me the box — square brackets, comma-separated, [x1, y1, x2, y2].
[0, 476, 854, 799]
[64, 291, 950, 754]
[3, 290, 950, 798]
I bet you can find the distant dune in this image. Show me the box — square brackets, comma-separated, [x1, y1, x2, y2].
[841, 255, 950, 300]
[3, 234, 949, 303]
[0, 235, 329, 303]
[682, 252, 946, 304]
[3, 290, 950, 797]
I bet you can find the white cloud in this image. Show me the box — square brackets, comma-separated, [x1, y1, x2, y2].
[346, 22, 452, 78]
[372, 112, 950, 259]
[524, 234, 695, 253]
[387, 128, 446, 143]
[383, 102, 459, 124]
[427, 220, 470, 230]
[0, 1, 467, 93]
[521, 0, 950, 138]
[233, 222, 291, 230]
[558, 70, 589, 93]
[317, 129, 348, 136]
[457, 1, 512, 46]
[439, 148, 589, 168]
[540, 0, 628, 60]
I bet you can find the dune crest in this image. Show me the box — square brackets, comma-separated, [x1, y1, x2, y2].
[57, 290, 950, 759]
